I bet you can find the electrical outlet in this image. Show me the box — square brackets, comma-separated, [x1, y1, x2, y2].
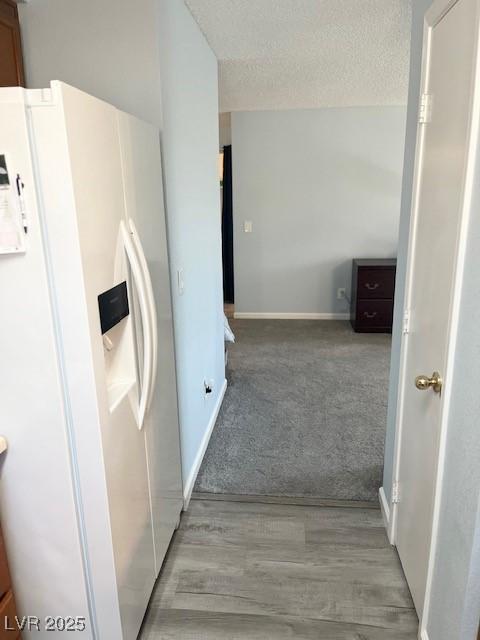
[204, 379, 214, 396]
[337, 288, 346, 300]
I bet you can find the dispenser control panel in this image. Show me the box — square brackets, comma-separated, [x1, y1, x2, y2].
[98, 281, 129, 334]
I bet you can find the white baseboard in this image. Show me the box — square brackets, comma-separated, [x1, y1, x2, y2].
[233, 312, 350, 320]
[182, 378, 227, 509]
[379, 486, 391, 533]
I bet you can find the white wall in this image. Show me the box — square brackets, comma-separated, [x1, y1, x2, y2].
[219, 112, 231, 148]
[18, 0, 225, 496]
[158, 0, 225, 496]
[426, 193, 480, 638]
[18, 0, 163, 127]
[231, 108, 406, 315]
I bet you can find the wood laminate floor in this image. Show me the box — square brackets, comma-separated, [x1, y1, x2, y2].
[140, 497, 418, 639]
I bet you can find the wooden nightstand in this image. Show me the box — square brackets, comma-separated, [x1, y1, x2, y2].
[350, 258, 397, 333]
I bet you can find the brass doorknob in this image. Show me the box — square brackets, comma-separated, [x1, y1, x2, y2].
[415, 371, 442, 393]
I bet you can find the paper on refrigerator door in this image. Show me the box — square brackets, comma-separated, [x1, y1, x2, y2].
[0, 154, 26, 254]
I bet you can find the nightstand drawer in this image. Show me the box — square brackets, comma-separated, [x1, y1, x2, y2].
[357, 268, 395, 299]
[355, 300, 393, 331]
[350, 258, 396, 332]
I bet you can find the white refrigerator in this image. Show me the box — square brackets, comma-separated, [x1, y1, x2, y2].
[0, 82, 183, 638]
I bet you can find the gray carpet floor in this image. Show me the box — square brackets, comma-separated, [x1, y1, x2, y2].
[194, 320, 392, 502]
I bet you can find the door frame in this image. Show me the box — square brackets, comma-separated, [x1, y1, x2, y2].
[388, 0, 480, 633]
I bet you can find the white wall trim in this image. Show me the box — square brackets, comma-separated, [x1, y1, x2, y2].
[379, 487, 392, 541]
[233, 312, 350, 320]
[182, 378, 227, 509]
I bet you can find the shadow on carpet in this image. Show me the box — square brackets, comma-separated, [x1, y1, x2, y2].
[194, 320, 392, 502]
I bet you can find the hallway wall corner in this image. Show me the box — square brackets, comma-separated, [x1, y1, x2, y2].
[183, 378, 227, 509]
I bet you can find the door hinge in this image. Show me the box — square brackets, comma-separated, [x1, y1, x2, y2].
[419, 93, 432, 124]
[392, 483, 400, 504]
[403, 308, 411, 334]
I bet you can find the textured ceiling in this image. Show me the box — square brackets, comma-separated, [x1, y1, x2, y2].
[184, 0, 412, 112]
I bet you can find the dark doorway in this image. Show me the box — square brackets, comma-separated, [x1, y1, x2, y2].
[221, 145, 234, 304]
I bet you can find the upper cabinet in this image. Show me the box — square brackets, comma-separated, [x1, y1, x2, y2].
[0, 0, 25, 87]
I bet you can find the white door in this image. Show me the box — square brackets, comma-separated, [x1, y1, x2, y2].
[394, 0, 480, 616]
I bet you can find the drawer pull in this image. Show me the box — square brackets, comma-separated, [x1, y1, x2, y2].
[365, 282, 380, 290]
[363, 311, 377, 319]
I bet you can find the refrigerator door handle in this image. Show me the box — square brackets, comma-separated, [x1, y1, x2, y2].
[128, 218, 158, 412]
[120, 220, 153, 430]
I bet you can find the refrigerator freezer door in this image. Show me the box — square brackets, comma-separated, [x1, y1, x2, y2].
[117, 110, 183, 574]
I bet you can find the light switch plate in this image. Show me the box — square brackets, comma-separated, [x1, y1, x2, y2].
[244, 220, 253, 233]
[177, 268, 185, 295]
